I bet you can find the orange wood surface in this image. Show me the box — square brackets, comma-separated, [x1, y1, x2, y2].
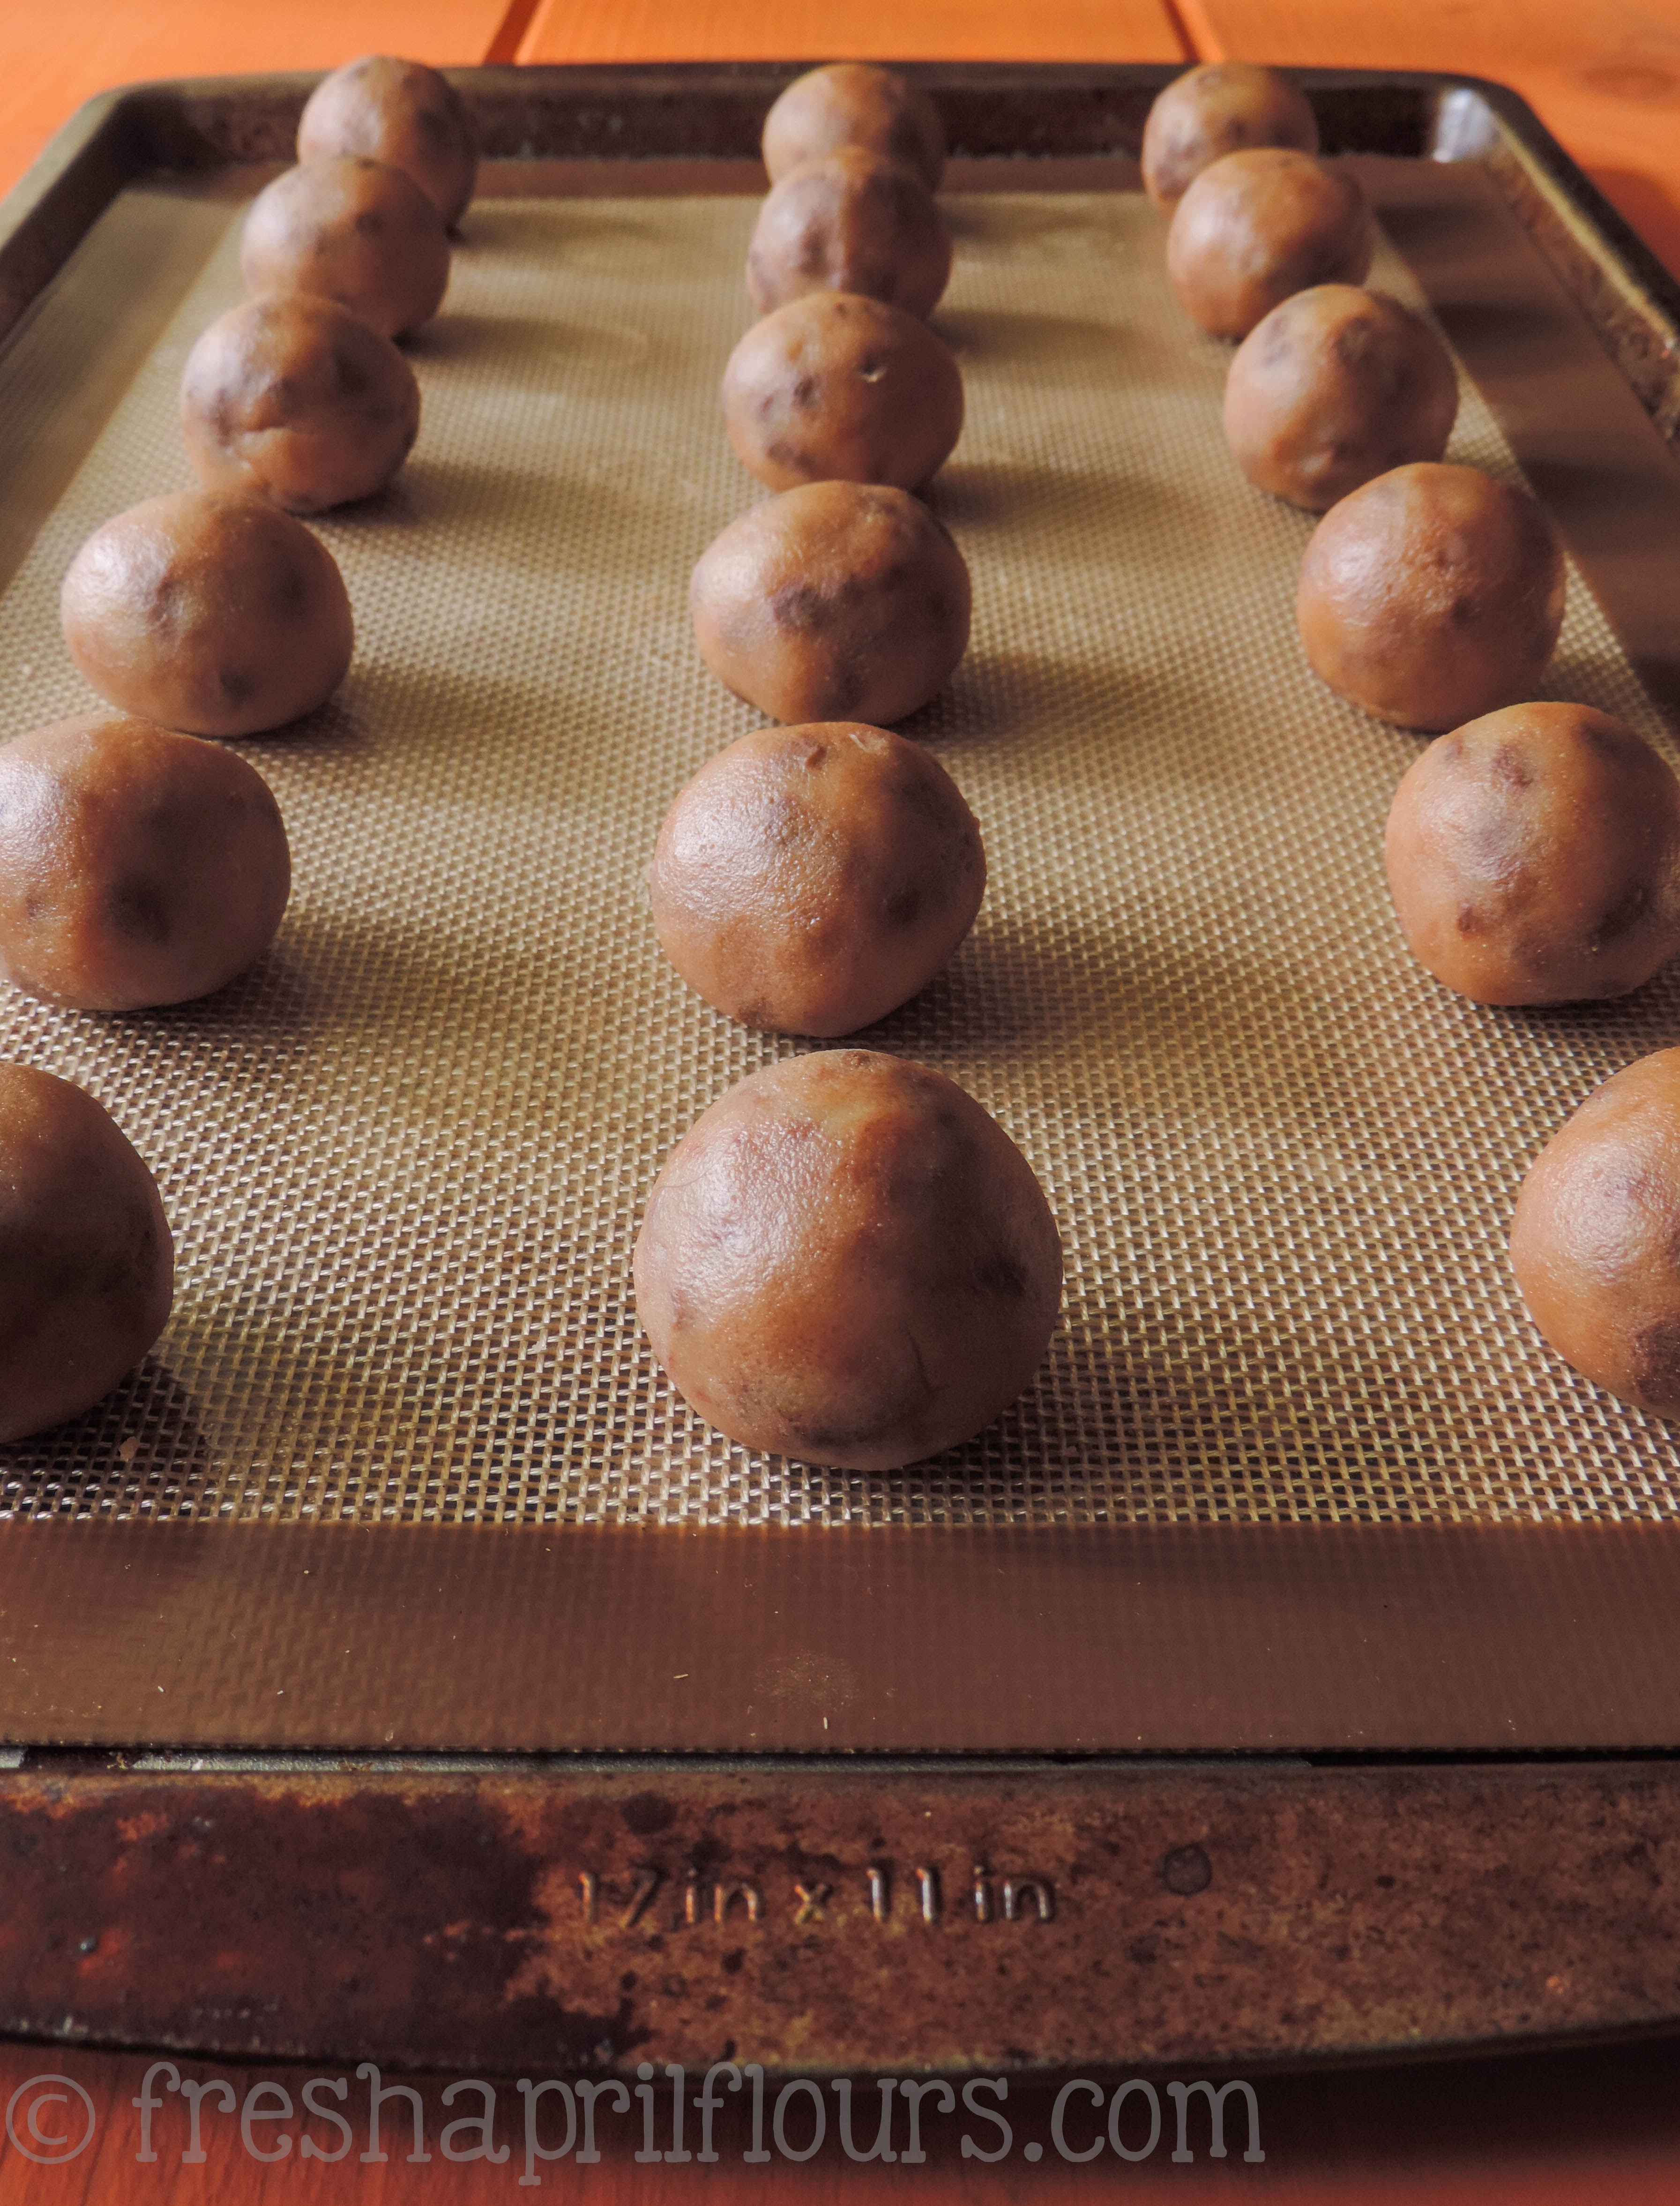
[515, 0, 1188, 65]
[0, 0, 514, 203]
[1178, 0, 1680, 276]
[5, 2034, 1680, 2202]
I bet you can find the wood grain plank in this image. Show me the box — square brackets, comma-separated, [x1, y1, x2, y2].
[8, 2033, 1680, 2201]
[1180, 0, 1680, 275]
[0, 0, 511, 202]
[516, 0, 1189, 67]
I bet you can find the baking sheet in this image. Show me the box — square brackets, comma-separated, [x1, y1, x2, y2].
[4, 143, 1680, 1747]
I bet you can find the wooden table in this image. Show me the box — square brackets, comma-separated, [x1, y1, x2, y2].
[3, 2, 1679, 2201]
[0, 0, 512, 214]
[6, 2028, 1680, 2199]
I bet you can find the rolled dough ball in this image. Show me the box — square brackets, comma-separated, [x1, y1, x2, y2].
[240, 156, 450, 339]
[0, 1063, 173, 1443]
[297, 54, 478, 228]
[690, 479, 970, 725]
[1296, 462, 1566, 730]
[762, 62, 946, 192]
[650, 722, 986, 1035]
[61, 489, 355, 738]
[1385, 703, 1680, 1005]
[1142, 62, 1319, 211]
[1224, 284, 1458, 509]
[0, 714, 292, 1011]
[179, 293, 421, 513]
[1167, 147, 1373, 340]
[634, 1049, 1063, 1469]
[1511, 1048, 1680, 1419]
[723, 291, 964, 493]
[747, 150, 953, 321]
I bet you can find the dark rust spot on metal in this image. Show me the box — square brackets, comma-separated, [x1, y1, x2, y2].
[1162, 1842, 1212, 1896]
[620, 1792, 675, 1836]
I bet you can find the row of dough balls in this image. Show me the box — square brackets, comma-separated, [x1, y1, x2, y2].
[1150, 64, 1680, 1429]
[12, 56, 475, 1018]
[0, 58, 480, 1448]
[691, 68, 973, 745]
[635, 67, 1064, 1474]
[642, 72, 1453, 1484]
[671, 70, 981, 1039]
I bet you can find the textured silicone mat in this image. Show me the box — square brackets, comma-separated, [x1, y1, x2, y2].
[1, 173, 1677, 1534]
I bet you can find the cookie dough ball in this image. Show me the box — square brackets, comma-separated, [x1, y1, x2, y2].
[634, 1050, 1063, 1468]
[1142, 62, 1319, 211]
[1386, 703, 1680, 1004]
[240, 156, 450, 339]
[1297, 463, 1565, 730]
[0, 715, 291, 1012]
[762, 62, 946, 192]
[747, 150, 953, 321]
[0, 1064, 173, 1443]
[1167, 147, 1373, 340]
[650, 723, 985, 1035]
[179, 294, 420, 514]
[691, 480, 970, 725]
[1224, 285, 1458, 510]
[61, 490, 355, 738]
[1511, 1047, 1680, 1419]
[723, 292, 963, 492]
[298, 54, 478, 228]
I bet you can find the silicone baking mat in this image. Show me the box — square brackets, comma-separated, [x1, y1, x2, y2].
[0, 159, 1678, 1552]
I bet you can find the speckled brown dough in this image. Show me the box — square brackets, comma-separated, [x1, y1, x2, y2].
[762, 62, 946, 192]
[634, 1050, 1063, 1469]
[1166, 147, 1374, 340]
[1385, 703, 1680, 1005]
[179, 293, 421, 514]
[240, 156, 450, 339]
[1511, 1047, 1680, 1419]
[60, 489, 355, 738]
[723, 292, 963, 492]
[1141, 62, 1319, 210]
[649, 722, 986, 1035]
[0, 1063, 173, 1443]
[297, 54, 478, 228]
[0, 715, 292, 1012]
[1296, 462, 1566, 731]
[690, 480, 971, 725]
[1224, 285, 1459, 510]
[746, 150, 953, 321]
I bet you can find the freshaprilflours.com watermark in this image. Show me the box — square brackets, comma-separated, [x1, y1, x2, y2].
[7, 2062, 1265, 2178]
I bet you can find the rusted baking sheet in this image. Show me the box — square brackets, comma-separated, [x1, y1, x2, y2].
[5, 1756, 1679, 2072]
[2, 71, 1680, 1758]
[4, 61, 1680, 2079]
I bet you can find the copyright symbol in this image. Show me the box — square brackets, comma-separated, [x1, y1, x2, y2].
[7, 2075, 96, 2163]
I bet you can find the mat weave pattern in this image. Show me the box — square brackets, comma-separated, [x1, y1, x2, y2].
[0, 183, 1675, 1528]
